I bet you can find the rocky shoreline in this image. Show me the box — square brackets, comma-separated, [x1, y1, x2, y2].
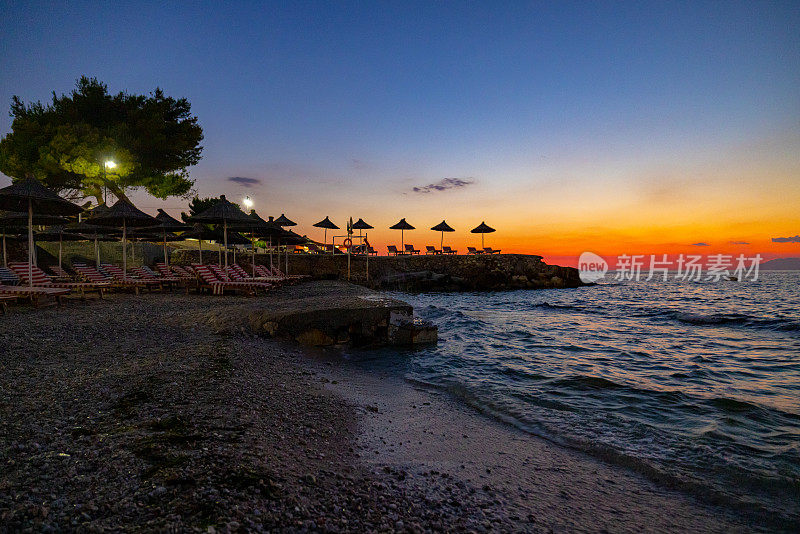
[0, 290, 518, 532]
[170, 251, 584, 292]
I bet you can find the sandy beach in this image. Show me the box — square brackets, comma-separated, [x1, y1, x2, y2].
[0, 284, 762, 532]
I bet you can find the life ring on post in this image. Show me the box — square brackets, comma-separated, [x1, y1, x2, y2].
[343, 238, 353, 249]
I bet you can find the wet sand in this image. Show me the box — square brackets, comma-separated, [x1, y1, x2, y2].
[313, 357, 759, 533]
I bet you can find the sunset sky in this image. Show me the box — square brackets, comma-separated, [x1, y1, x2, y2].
[1, 1, 798, 265]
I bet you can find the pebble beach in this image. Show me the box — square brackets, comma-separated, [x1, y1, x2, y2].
[0, 285, 758, 532]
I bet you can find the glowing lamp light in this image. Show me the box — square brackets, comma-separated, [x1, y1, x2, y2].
[243, 196, 253, 209]
[104, 160, 116, 169]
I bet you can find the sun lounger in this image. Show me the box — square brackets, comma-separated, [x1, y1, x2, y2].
[49, 265, 73, 280]
[275, 266, 308, 279]
[132, 266, 185, 291]
[73, 263, 115, 284]
[404, 244, 420, 255]
[425, 246, 441, 255]
[9, 262, 108, 299]
[483, 247, 501, 254]
[138, 265, 181, 282]
[165, 264, 196, 280]
[467, 247, 483, 255]
[0, 267, 20, 285]
[442, 246, 457, 255]
[100, 264, 164, 293]
[210, 264, 273, 292]
[387, 245, 403, 256]
[192, 264, 270, 295]
[230, 264, 287, 284]
[0, 278, 70, 307]
[252, 264, 302, 282]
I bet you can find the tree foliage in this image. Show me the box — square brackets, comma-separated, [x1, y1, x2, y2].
[181, 196, 222, 222]
[0, 76, 204, 203]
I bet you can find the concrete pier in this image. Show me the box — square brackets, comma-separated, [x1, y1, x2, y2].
[201, 280, 436, 347]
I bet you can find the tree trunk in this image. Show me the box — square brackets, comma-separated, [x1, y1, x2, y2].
[104, 182, 133, 204]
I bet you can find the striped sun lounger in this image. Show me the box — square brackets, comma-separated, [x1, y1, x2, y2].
[73, 263, 114, 283]
[192, 264, 270, 296]
[169, 265, 197, 279]
[229, 264, 283, 284]
[101, 264, 164, 293]
[208, 264, 272, 290]
[49, 265, 73, 280]
[8, 262, 109, 299]
[156, 262, 192, 280]
[0, 279, 70, 307]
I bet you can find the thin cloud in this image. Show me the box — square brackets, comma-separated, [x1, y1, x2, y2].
[412, 177, 475, 194]
[227, 176, 262, 188]
[772, 235, 800, 243]
[729, 241, 750, 245]
[691, 242, 710, 247]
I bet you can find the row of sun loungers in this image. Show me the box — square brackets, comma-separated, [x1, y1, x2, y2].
[386, 245, 500, 256]
[0, 261, 308, 314]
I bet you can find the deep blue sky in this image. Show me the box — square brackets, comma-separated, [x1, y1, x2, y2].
[1, 1, 798, 256]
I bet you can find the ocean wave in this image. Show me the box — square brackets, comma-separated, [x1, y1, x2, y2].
[638, 309, 800, 332]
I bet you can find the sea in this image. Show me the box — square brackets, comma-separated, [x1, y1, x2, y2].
[345, 271, 800, 528]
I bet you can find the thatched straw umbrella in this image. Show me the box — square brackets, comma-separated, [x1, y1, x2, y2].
[313, 216, 339, 253]
[0, 178, 82, 286]
[89, 199, 158, 279]
[389, 218, 415, 251]
[145, 209, 189, 267]
[180, 223, 217, 265]
[470, 221, 496, 249]
[352, 218, 373, 253]
[35, 226, 87, 270]
[230, 210, 281, 275]
[274, 214, 297, 273]
[63, 220, 119, 268]
[188, 195, 252, 268]
[0, 211, 68, 267]
[430, 220, 455, 251]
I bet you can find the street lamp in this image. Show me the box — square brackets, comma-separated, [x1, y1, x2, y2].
[242, 196, 253, 209]
[102, 160, 116, 204]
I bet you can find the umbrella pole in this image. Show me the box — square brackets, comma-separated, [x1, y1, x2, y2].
[269, 236, 273, 272]
[198, 238, 203, 264]
[285, 242, 289, 275]
[251, 233, 256, 277]
[2, 231, 6, 268]
[224, 220, 228, 268]
[401, 229, 404, 251]
[217, 243, 221, 266]
[441, 231, 443, 252]
[163, 229, 168, 267]
[95, 235, 100, 268]
[122, 220, 127, 280]
[59, 233, 63, 270]
[482, 233, 484, 249]
[28, 198, 33, 287]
